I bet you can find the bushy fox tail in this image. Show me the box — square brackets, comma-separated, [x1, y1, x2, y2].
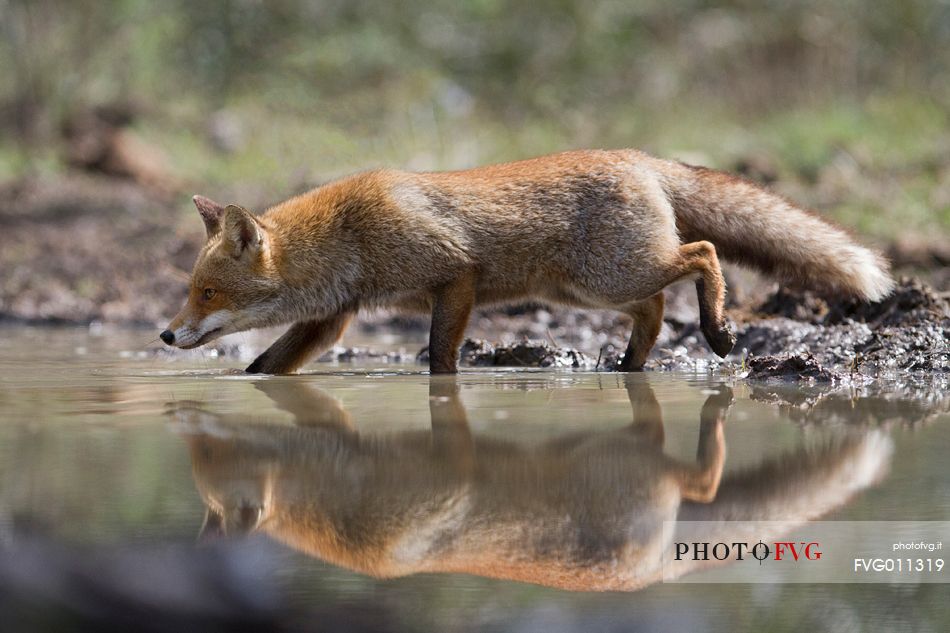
[665, 163, 894, 301]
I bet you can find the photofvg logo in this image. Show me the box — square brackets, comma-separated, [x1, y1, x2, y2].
[661, 521, 949, 584]
[674, 540, 822, 563]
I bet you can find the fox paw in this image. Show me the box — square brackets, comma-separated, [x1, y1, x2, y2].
[245, 351, 296, 375]
[704, 323, 736, 358]
[245, 356, 268, 374]
[616, 352, 646, 372]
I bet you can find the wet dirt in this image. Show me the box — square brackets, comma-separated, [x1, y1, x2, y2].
[738, 277, 949, 377]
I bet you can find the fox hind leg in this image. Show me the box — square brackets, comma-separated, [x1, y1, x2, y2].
[618, 293, 665, 371]
[645, 241, 734, 358]
[680, 241, 735, 357]
[612, 240, 734, 360]
[695, 276, 734, 357]
[614, 239, 735, 370]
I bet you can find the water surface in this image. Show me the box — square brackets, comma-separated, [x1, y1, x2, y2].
[1, 327, 948, 631]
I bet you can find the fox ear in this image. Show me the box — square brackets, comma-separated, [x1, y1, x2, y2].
[193, 195, 225, 238]
[223, 204, 263, 257]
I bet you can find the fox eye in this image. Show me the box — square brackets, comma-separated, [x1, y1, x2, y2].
[202, 288, 216, 301]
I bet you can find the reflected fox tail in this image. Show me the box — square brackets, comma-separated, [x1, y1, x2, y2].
[680, 431, 893, 527]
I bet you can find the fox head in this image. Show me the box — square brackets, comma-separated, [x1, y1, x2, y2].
[161, 195, 284, 349]
[182, 421, 277, 540]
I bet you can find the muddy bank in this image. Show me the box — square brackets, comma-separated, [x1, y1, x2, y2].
[0, 174, 197, 325]
[736, 277, 949, 377]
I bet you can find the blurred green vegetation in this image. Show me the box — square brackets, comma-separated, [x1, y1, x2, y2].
[1, 0, 949, 237]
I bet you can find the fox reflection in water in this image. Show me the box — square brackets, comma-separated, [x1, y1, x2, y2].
[171, 378, 892, 591]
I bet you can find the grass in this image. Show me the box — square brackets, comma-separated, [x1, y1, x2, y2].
[2, 91, 947, 242]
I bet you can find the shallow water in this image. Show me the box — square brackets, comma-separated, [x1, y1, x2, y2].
[1, 327, 948, 632]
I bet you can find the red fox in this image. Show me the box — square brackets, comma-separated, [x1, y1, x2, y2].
[174, 378, 892, 591]
[160, 149, 894, 374]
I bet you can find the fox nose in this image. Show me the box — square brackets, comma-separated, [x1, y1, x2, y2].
[160, 330, 175, 345]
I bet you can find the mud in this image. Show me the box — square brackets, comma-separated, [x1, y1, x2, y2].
[738, 277, 949, 377]
[745, 354, 840, 383]
[454, 338, 589, 369]
[0, 174, 198, 326]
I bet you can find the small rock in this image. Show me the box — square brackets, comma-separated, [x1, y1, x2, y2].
[746, 354, 839, 383]
[452, 338, 589, 369]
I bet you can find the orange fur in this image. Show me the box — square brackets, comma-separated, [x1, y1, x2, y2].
[163, 149, 893, 373]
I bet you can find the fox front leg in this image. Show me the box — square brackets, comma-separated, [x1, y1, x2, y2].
[428, 271, 476, 374]
[246, 311, 354, 375]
